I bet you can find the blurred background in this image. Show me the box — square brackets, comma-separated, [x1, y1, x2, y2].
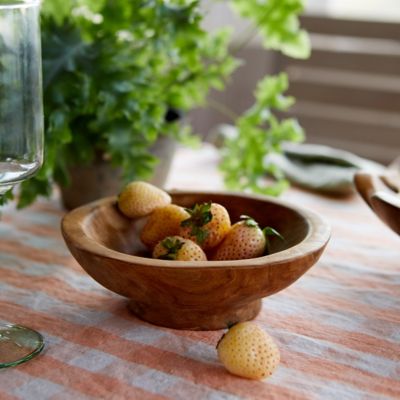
[191, 0, 400, 164]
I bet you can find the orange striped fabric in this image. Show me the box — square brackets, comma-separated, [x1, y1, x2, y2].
[1, 145, 399, 400]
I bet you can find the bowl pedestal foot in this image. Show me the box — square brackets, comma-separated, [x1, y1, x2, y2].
[128, 299, 262, 331]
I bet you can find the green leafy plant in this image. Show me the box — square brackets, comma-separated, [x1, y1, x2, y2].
[6, 0, 310, 207]
[220, 0, 309, 195]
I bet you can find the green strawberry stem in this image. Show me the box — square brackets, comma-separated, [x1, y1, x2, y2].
[263, 226, 284, 254]
[158, 237, 185, 260]
[240, 215, 258, 227]
[181, 202, 213, 244]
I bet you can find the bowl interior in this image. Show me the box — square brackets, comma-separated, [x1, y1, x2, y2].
[83, 192, 309, 258]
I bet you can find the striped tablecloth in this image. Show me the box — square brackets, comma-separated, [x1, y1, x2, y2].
[1, 145, 399, 400]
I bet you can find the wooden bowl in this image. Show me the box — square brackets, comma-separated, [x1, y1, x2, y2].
[61, 191, 331, 330]
[354, 171, 400, 236]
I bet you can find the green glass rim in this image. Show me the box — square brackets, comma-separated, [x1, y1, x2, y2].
[0, 0, 41, 10]
[0, 324, 45, 369]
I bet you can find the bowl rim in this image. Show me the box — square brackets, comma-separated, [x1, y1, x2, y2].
[61, 190, 331, 269]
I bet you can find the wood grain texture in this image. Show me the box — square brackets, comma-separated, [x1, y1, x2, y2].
[354, 171, 400, 236]
[61, 191, 331, 330]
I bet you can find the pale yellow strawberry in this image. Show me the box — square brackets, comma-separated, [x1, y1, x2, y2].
[179, 202, 231, 251]
[140, 204, 190, 249]
[217, 322, 280, 380]
[118, 181, 171, 219]
[152, 236, 207, 261]
[211, 216, 283, 260]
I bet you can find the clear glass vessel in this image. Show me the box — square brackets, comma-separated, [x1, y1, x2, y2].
[0, 0, 44, 368]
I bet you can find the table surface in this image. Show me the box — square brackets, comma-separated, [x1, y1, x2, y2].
[1, 145, 399, 400]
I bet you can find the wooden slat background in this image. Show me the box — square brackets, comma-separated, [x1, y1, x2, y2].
[300, 15, 400, 40]
[191, 14, 400, 164]
[280, 15, 400, 164]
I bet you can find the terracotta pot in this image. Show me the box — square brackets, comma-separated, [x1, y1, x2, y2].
[60, 136, 176, 210]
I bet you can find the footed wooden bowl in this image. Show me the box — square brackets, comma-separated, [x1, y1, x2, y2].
[61, 191, 330, 330]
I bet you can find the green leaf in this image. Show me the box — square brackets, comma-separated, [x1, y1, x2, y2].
[232, 0, 311, 59]
[17, 177, 53, 209]
[0, 188, 14, 206]
[219, 72, 305, 195]
[263, 226, 284, 254]
[263, 226, 284, 241]
[41, 0, 73, 24]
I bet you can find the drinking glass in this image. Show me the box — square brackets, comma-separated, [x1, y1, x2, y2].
[0, 0, 44, 368]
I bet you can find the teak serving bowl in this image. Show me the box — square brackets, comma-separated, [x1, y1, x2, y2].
[61, 191, 330, 330]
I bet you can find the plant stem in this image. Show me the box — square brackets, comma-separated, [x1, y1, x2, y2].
[207, 98, 239, 122]
[231, 23, 258, 55]
[230, 6, 274, 55]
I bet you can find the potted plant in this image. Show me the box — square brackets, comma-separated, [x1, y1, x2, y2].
[9, 0, 310, 209]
